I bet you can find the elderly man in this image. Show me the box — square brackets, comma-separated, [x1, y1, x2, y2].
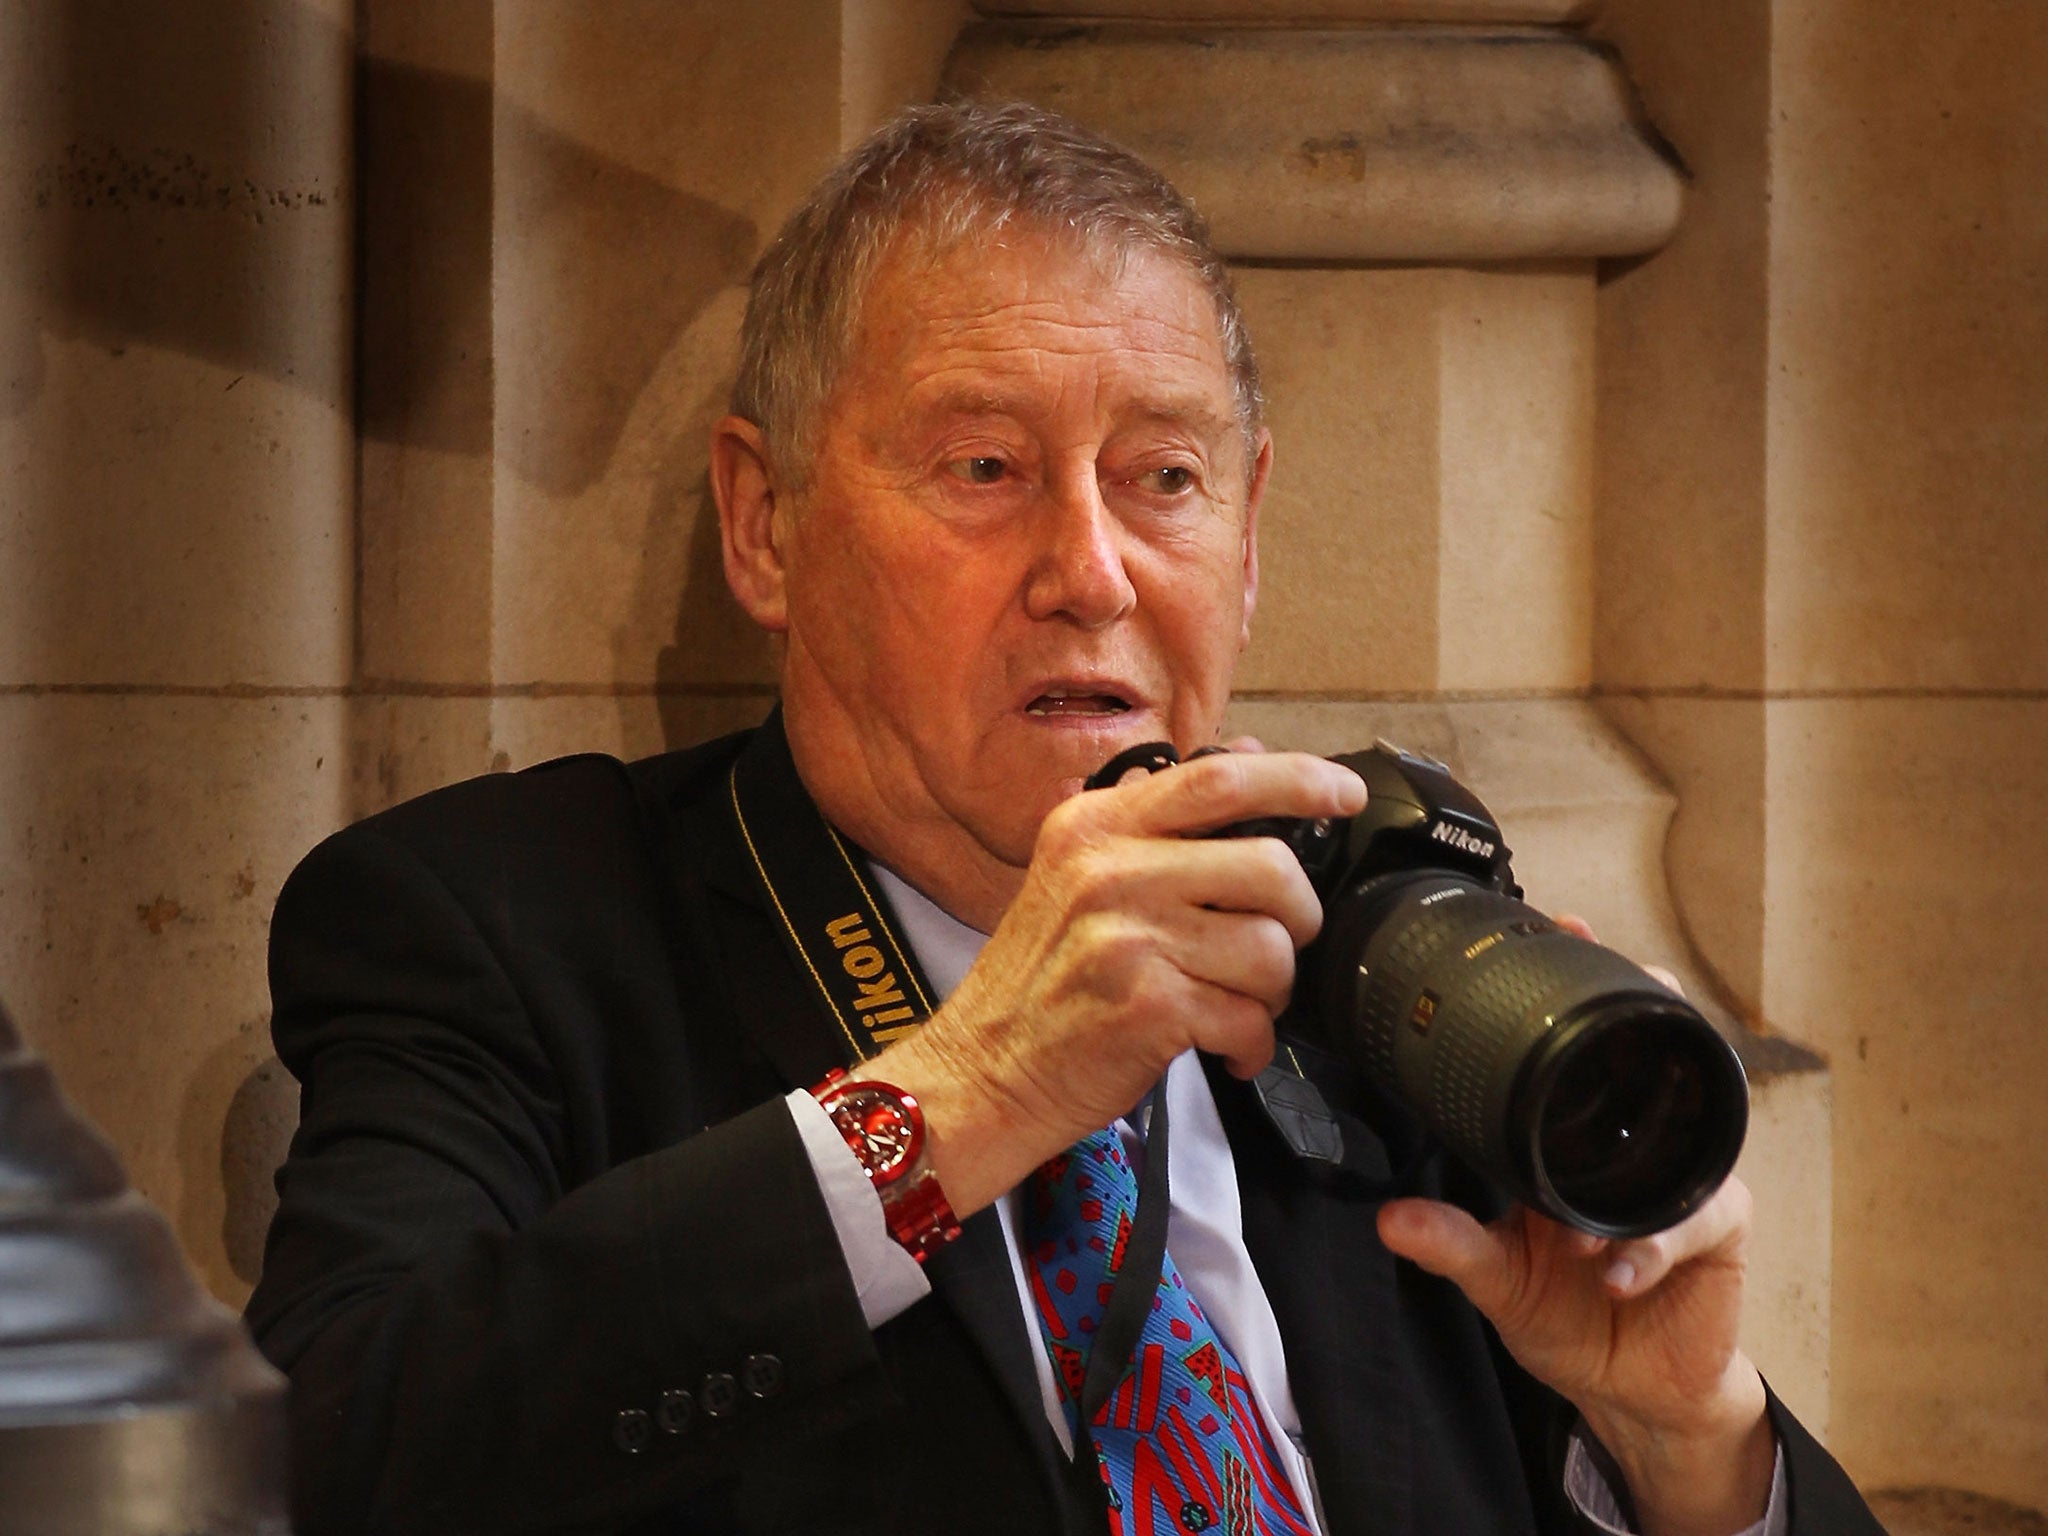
[248, 102, 1878, 1535]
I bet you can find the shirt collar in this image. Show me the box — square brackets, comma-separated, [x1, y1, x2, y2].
[868, 862, 988, 1002]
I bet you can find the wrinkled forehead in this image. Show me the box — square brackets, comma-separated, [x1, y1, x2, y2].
[843, 216, 1231, 407]
[859, 208, 1145, 333]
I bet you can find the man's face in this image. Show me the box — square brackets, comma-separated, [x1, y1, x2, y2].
[765, 226, 1266, 906]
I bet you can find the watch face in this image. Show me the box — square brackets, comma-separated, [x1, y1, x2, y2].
[828, 1087, 920, 1186]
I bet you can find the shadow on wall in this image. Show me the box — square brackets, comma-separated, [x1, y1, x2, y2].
[21, 0, 758, 504]
[14, 0, 770, 1289]
[649, 450, 781, 754]
[178, 1035, 298, 1293]
[11, 0, 353, 419]
[360, 52, 759, 497]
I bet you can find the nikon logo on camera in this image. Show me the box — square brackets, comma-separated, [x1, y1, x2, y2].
[1428, 820, 1497, 860]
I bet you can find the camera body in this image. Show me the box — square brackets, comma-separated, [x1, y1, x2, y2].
[1088, 740, 1749, 1238]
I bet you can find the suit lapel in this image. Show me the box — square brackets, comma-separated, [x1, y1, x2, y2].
[682, 713, 1074, 1512]
[1213, 1042, 1554, 1536]
[1206, 1048, 1422, 1536]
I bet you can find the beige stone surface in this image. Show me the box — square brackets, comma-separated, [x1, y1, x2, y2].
[1589, 0, 1772, 694]
[488, 691, 776, 776]
[1867, 1488, 2048, 1536]
[1234, 267, 1442, 695]
[1600, 696, 1768, 1017]
[1734, 1064, 1832, 1437]
[490, 284, 774, 690]
[1762, 699, 2048, 1508]
[1436, 265, 1595, 694]
[843, 0, 973, 148]
[1594, 2, 2048, 1501]
[975, 1, 1592, 16]
[485, 7, 845, 690]
[361, 5, 859, 692]
[1764, 2, 2048, 693]
[343, 690, 778, 821]
[0, 695, 351, 1307]
[1598, 0, 2048, 698]
[347, 694, 496, 820]
[356, 0, 496, 687]
[0, 0, 353, 689]
[1236, 265, 1595, 697]
[946, 23, 1684, 261]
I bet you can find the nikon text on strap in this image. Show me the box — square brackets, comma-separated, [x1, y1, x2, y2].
[726, 713, 938, 1066]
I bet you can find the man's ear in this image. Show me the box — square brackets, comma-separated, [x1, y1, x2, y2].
[710, 414, 790, 633]
[1238, 429, 1272, 651]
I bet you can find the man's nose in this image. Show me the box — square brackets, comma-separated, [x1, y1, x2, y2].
[1022, 469, 1137, 629]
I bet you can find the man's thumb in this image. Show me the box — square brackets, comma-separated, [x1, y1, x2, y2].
[1376, 1198, 1513, 1318]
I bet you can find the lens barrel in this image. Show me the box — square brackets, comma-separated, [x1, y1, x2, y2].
[1310, 875, 1748, 1237]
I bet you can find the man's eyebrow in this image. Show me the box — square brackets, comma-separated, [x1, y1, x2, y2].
[919, 388, 1018, 419]
[916, 387, 1237, 440]
[1129, 397, 1238, 440]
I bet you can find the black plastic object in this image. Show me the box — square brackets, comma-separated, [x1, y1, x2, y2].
[1088, 740, 1749, 1238]
[0, 997, 290, 1534]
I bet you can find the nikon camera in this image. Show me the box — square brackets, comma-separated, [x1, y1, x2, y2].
[1088, 740, 1749, 1239]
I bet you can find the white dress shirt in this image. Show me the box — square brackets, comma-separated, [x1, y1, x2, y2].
[783, 862, 1784, 1536]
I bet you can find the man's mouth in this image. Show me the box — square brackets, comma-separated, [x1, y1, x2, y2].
[1025, 689, 1133, 719]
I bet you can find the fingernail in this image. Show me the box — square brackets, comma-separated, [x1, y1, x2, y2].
[1605, 1258, 1637, 1293]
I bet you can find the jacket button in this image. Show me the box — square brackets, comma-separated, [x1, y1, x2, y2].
[742, 1352, 785, 1399]
[613, 1408, 653, 1454]
[656, 1388, 694, 1434]
[700, 1371, 739, 1418]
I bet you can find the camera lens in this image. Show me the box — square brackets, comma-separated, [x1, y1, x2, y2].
[1310, 875, 1748, 1238]
[1523, 1001, 1748, 1234]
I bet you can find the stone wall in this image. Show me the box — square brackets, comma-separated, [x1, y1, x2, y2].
[0, 0, 357, 1313]
[1, 0, 2041, 1515]
[1595, 0, 2048, 1509]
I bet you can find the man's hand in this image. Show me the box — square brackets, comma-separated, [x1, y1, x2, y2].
[1378, 920, 1773, 1536]
[872, 747, 1366, 1218]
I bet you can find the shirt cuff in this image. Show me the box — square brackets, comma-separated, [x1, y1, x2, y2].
[1565, 1427, 1788, 1536]
[785, 1088, 931, 1328]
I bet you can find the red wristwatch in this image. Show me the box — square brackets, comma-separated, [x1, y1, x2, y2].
[809, 1068, 962, 1264]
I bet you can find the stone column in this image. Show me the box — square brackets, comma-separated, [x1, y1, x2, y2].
[0, 0, 355, 1302]
[352, 0, 969, 811]
[953, 0, 1833, 1430]
[1597, 0, 2048, 1510]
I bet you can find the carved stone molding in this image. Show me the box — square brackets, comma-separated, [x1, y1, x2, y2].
[974, 1, 1595, 20]
[945, 23, 1682, 261]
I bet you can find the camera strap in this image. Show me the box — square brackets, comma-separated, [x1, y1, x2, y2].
[726, 714, 1177, 1452]
[726, 712, 1342, 1481]
[725, 714, 937, 1065]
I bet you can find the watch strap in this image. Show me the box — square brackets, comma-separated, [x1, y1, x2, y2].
[811, 1070, 962, 1263]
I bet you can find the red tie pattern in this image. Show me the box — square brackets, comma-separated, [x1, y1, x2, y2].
[1023, 1127, 1317, 1536]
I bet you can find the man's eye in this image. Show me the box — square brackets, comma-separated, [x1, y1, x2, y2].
[948, 456, 1008, 485]
[1139, 466, 1196, 494]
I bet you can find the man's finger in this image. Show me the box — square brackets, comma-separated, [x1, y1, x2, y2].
[1643, 962, 1686, 997]
[1165, 907, 1300, 1018]
[1083, 832, 1325, 949]
[1601, 1175, 1752, 1298]
[1120, 750, 1366, 838]
[1375, 1198, 1518, 1320]
[1555, 912, 1599, 944]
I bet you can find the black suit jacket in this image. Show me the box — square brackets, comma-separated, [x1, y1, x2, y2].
[247, 718, 1883, 1535]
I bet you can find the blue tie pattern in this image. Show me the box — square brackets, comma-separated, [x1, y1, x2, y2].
[1023, 1127, 1316, 1536]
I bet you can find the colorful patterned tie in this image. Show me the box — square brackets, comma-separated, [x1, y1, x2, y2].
[1023, 1125, 1316, 1536]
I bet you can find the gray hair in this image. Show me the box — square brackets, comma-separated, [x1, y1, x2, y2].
[731, 98, 1264, 488]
